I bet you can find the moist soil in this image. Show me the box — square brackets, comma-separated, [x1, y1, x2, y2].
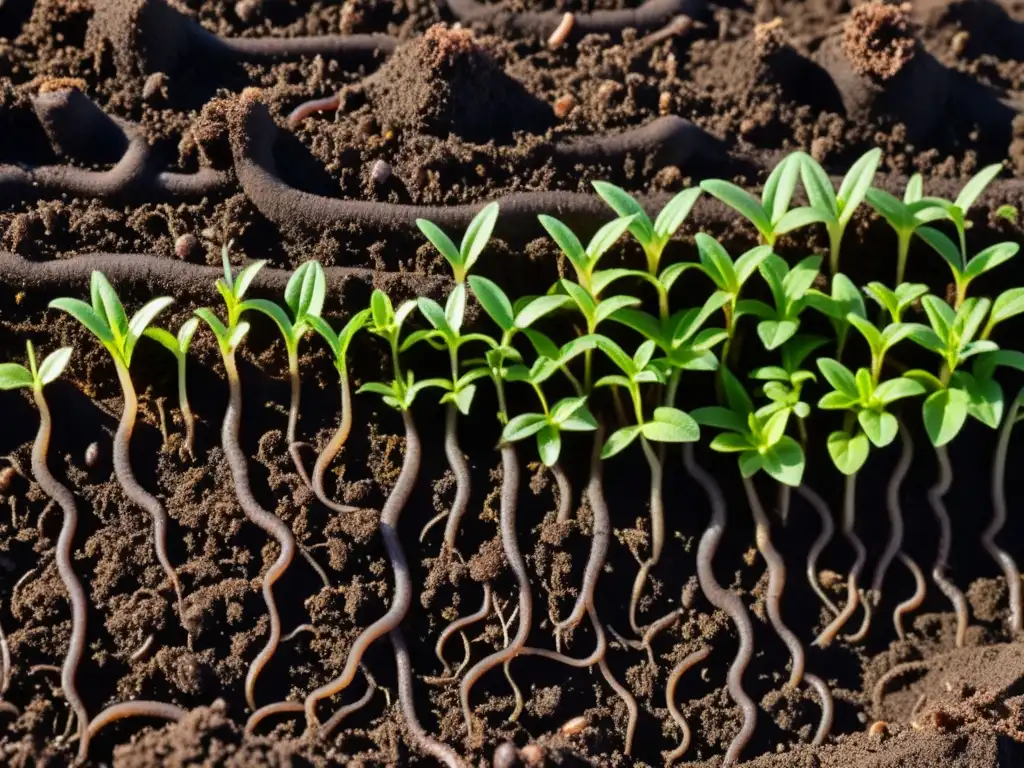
[4, 0, 1024, 766]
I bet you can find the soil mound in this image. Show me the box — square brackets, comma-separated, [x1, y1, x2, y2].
[842, 2, 918, 80]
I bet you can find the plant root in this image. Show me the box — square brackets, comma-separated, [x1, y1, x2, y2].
[244, 701, 304, 735]
[222, 354, 296, 710]
[29, 386, 90, 760]
[304, 410, 419, 729]
[551, 462, 573, 523]
[684, 444, 756, 768]
[665, 645, 710, 763]
[460, 444, 530, 737]
[805, 673, 834, 746]
[445, 0, 704, 42]
[391, 628, 465, 767]
[814, 473, 866, 648]
[312, 370, 363, 515]
[112, 362, 190, 639]
[320, 665, 378, 738]
[493, 596, 524, 722]
[436, 583, 492, 677]
[442, 404, 472, 554]
[871, 659, 930, 714]
[894, 552, 927, 641]
[794, 484, 840, 616]
[129, 634, 156, 662]
[929, 446, 969, 648]
[287, 93, 342, 129]
[872, 421, 914, 600]
[847, 589, 872, 643]
[285, 354, 313, 489]
[281, 624, 315, 643]
[86, 701, 187, 743]
[987, 394, 1023, 635]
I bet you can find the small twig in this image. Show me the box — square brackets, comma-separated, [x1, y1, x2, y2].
[29, 664, 63, 676]
[493, 597, 524, 722]
[36, 500, 57, 540]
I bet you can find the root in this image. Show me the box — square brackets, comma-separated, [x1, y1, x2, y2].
[311, 371, 363, 516]
[893, 552, 926, 641]
[245, 701, 304, 735]
[805, 673, 833, 746]
[665, 646, 710, 763]
[86, 701, 187, 741]
[320, 665, 378, 738]
[684, 444, 756, 768]
[281, 624, 315, 643]
[794, 485, 840, 616]
[929, 446, 969, 648]
[441, 404, 472, 554]
[129, 634, 155, 662]
[814, 473, 866, 648]
[987, 394, 1023, 635]
[871, 659, 930, 714]
[435, 583, 492, 677]
[287, 93, 342, 129]
[872, 421, 914, 598]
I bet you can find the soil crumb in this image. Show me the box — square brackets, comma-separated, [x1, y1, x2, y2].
[843, 2, 917, 80]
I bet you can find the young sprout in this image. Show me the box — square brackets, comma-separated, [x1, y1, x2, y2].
[996, 203, 1018, 224]
[49, 273, 189, 634]
[913, 234, 1018, 308]
[795, 149, 883, 275]
[737, 253, 822, 351]
[804, 274, 865, 360]
[864, 173, 947, 284]
[750, 334, 825, 454]
[906, 295, 1001, 647]
[241, 259, 327, 486]
[304, 309, 371, 513]
[407, 218, 497, 552]
[305, 289, 446, 729]
[699, 153, 812, 246]
[416, 202, 499, 284]
[916, 163, 1004, 268]
[692, 369, 833, 742]
[194, 245, 297, 710]
[0, 343, 90, 760]
[591, 181, 702, 275]
[144, 318, 201, 459]
[691, 234, 773, 366]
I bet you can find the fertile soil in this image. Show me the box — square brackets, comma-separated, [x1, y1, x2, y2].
[4, 0, 1024, 766]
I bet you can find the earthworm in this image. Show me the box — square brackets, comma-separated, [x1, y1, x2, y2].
[518, 429, 638, 754]
[441, 403, 472, 554]
[805, 673, 834, 746]
[221, 351, 296, 710]
[436, 583, 492, 677]
[312, 365, 360, 515]
[870, 659, 930, 714]
[285, 350, 312, 488]
[460, 443, 530, 737]
[230, 96, 718, 239]
[111, 361, 189, 636]
[742, 476, 805, 686]
[244, 701, 304, 735]
[287, 94, 343, 128]
[683, 444, 756, 768]
[156, 398, 170, 448]
[29, 664, 62, 677]
[848, 589, 872, 644]
[90, 0, 397, 78]
[894, 552, 926, 641]
[0, 89, 227, 204]
[929, 446, 969, 648]
[814, 473, 866, 648]
[794, 485, 840, 616]
[304, 409, 418, 728]
[320, 665, 377, 737]
[391, 628, 465, 767]
[665, 645, 710, 763]
[445, 0, 704, 42]
[86, 700, 186, 741]
[175, 346, 196, 460]
[871, 421, 914, 603]
[0, 253, 447, 302]
[986, 393, 1023, 635]
[551, 462, 573, 524]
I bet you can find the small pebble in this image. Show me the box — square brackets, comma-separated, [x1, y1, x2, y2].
[492, 742, 521, 768]
[235, 0, 261, 23]
[85, 442, 100, 469]
[175, 233, 199, 260]
[370, 159, 391, 185]
[0, 467, 15, 494]
[553, 94, 575, 119]
[520, 744, 543, 767]
[869, 720, 888, 740]
[142, 72, 167, 102]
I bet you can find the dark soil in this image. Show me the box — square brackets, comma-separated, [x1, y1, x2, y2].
[3, 0, 1024, 766]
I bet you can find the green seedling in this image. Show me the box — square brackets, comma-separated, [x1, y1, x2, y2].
[864, 174, 948, 284]
[305, 309, 371, 513]
[804, 273, 865, 359]
[144, 318, 201, 459]
[194, 243, 263, 356]
[50, 272, 189, 634]
[699, 153, 812, 246]
[795, 149, 882, 275]
[691, 234, 772, 365]
[501, 388, 598, 468]
[0, 342, 72, 394]
[750, 334, 826, 436]
[416, 202, 499, 284]
[913, 232, 1018, 308]
[591, 182, 702, 275]
[905, 295, 999, 446]
[996, 204, 1018, 224]
[863, 282, 929, 324]
[916, 163, 1003, 267]
[357, 290, 448, 411]
[241, 259, 327, 485]
[539, 213, 636, 297]
[736, 253, 822, 351]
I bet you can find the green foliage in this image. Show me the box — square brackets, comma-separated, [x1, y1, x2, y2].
[51, 271, 174, 369]
[539, 213, 636, 295]
[194, 243, 265, 356]
[864, 174, 948, 283]
[0, 341, 72, 392]
[240, 259, 327, 355]
[804, 273, 865, 358]
[416, 203, 499, 283]
[736, 253, 822, 350]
